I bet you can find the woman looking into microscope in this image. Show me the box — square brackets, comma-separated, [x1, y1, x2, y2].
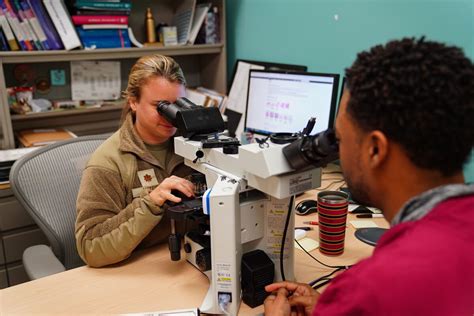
[75, 55, 195, 267]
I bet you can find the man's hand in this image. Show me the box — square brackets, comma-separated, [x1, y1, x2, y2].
[264, 281, 320, 316]
[264, 287, 291, 316]
[149, 175, 194, 206]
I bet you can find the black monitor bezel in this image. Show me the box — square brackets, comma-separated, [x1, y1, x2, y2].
[244, 69, 340, 136]
[227, 59, 308, 94]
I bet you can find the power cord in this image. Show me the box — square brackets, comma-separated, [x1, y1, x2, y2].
[310, 267, 345, 290]
[294, 236, 351, 291]
[294, 239, 349, 269]
[280, 195, 294, 281]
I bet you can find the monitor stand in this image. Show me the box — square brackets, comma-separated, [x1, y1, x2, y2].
[354, 228, 388, 246]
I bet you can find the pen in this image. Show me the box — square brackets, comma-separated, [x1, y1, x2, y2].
[302, 221, 319, 225]
[356, 214, 384, 218]
[294, 226, 314, 231]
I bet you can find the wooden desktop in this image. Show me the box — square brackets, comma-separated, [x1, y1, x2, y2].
[0, 167, 389, 315]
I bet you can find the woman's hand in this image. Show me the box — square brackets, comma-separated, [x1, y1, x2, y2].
[149, 175, 194, 206]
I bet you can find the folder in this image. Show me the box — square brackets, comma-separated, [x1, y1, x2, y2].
[16, 128, 76, 147]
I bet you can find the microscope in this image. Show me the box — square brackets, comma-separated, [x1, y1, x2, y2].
[158, 98, 338, 315]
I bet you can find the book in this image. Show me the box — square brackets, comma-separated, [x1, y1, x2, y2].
[19, 0, 49, 50]
[78, 30, 131, 49]
[0, 27, 9, 50]
[171, 0, 195, 45]
[75, 9, 130, 16]
[12, 0, 43, 50]
[0, 0, 30, 50]
[43, 0, 81, 50]
[187, 3, 210, 45]
[16, 128, 77, 147]
[196, 5, 220, 45]
[76, 27, 128, 38]
[80, 24, 127, 30]
[0, 6, 19, 50]
[27, 0, 63, 50]
[74, 1, 131, 11]
[71, 15, 128, 25]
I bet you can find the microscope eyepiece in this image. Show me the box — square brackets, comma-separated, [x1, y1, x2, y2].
[155, 97, 225, 139]
[283, 128, 339, 170]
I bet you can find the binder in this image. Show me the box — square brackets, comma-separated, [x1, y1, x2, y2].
[42, 0, 81, 50]
[187, 3, 210, 45]
[27, 0, 63, 50]
[0, 7, 19, 50]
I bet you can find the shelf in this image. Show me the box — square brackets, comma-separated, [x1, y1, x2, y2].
[0, 44, 224, 64]
[11, 104, 123, 122]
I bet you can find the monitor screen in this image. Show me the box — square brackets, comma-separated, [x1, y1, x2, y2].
[244, 70, 340, 136]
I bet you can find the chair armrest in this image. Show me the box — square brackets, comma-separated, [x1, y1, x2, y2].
[23, 244, 66, 280]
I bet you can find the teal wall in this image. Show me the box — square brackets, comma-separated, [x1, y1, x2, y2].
[226, 0, 474, 182]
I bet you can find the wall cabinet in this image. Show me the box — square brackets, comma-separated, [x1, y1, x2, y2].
[0, 0, 226, 149]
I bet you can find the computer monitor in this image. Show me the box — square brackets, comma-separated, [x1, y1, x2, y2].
[228, 59, 308, 93]
[244, 70, 340, 136]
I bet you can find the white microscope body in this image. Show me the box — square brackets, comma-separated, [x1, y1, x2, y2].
[174, 136, 322, 315]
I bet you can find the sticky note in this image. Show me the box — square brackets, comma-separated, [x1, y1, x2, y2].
[350, 220, 378, 228]
[295, 237, 319, 252]
[50, 69, 66, 86]
[348, 204, 359, 212]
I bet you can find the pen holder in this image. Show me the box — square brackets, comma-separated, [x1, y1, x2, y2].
[317, 190, 349, 256]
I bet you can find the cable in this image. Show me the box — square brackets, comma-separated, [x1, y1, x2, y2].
[312, 278, 332, 290]
[322, 170, 343, 175]
[317, 179, 346, 191]
[294, 238, 348, 269]
[280, 195, 294, 281]
[309, 267, 345, 287]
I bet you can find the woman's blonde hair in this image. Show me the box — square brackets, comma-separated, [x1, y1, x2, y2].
[121, 54, 186, 122]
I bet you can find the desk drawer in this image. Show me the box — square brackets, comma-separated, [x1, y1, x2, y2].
[0, 239, 4, 265]
[3, 228, 49, 263]
[6, 263, 29, 286]
[0, 188, 13, 199]
[0, 196, 35, 231]
[0, 268, 7, 288]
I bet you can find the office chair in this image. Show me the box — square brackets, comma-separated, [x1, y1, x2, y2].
[10, 134, 110, 280]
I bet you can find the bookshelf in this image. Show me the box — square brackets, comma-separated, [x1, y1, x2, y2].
[0, 0, 226, 149]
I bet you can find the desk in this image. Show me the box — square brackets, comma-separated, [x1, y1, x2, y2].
[0, 166, 389, 315]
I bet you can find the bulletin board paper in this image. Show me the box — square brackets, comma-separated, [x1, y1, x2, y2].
[71, 61, 121, 101]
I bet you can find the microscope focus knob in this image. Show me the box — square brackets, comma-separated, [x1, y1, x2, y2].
[184, 242, 192, 253]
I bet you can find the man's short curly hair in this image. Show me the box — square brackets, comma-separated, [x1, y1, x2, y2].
[345, 37, 474, 176]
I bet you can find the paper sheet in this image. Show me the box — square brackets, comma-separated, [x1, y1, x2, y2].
[226, 61, 265, 137]
[71, 61, 121, 101]
[0, 147, 39, 162]
[295, 237, 319, 252]
[350, 220, 379, 228]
